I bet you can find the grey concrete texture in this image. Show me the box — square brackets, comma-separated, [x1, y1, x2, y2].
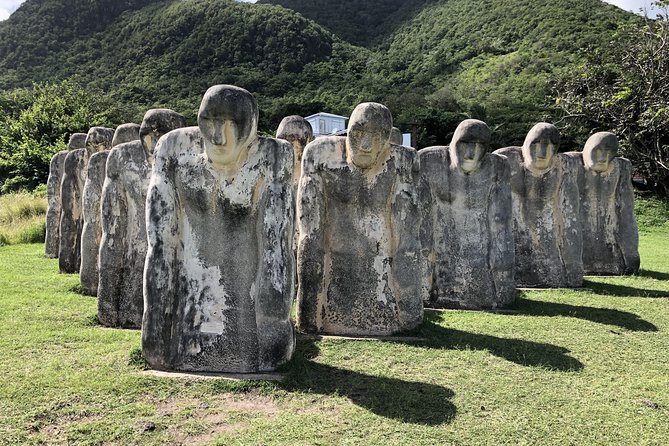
[58, 148, 86, 273]
[77, 127, 114, 291]
[79, 150, 109, 295]
[45, 150, 69, 258]
[47, 134, 87, 260]
[142, 86, 295, 373]
[296, 102, 423, 336]
[567, 132, 640, 275]
[494, 123, 584, 288]
[419, 119, 515, 309]
[98, 109, 186, 329]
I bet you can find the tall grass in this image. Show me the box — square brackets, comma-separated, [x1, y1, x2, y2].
[0, 192, 47, 246]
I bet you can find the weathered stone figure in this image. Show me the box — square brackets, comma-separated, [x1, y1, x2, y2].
[45, 133, 86, 258]
[494, 123, 583, 288]
[59, 127, 114, 274]
[98, 110, 186, 328]
[276, 115, 314, 189]
[569, 132, 640, 275]
[419, 120, 515, 309]
[79, 127, 116, 294]
[296, 102, 423, 336]
[143, 86, 295, 373]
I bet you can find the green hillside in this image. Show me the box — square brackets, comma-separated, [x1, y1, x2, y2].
[257, 0, 437, 48]
[0, 0, 640, 190]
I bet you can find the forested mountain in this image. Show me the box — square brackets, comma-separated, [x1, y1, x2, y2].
[0, 0, 639, 190]
[257, 0, 437, 48]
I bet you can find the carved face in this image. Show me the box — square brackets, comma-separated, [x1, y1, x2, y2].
[346, 103, 392, 169]
[449, 119, 491, 173]
[584, 132, 618, 173]
[276, 115, 313, 164]
[140, 109, 187, 156]
[522, 123, 560, 171]
[198, 85, 258, 168]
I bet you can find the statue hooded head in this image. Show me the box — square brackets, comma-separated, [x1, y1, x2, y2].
[276, 115, 314, 164]
[346, 102, 393, 169]
[85, 127, 114, 156]
[198, 85, 258, 170]
[522, 123, 560, 173]
[449, 119, 491, 174]
[583, 132, 619, 173]
[140, 109, 187, 160]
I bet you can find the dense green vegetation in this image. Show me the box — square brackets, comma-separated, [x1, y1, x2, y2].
[0, 198, 668, 444]
[554, 3, 669, 195]
[0, 0, 663, 192]
[0, 81, 125, 192]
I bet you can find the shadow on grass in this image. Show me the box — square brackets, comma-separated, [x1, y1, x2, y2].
[413, 312, 584, 372]
[582, 279, 669, 299]
[511, 296, 658, 332]
[636, 269, 669, 281]
[281, 339, 456, 426]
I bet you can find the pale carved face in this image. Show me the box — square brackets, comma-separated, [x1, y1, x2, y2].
[584, 132, 618, 173]
[198, 85, 258, 169]
[346, 103, 392, 169]
[522, 123, 560, 172]
[449, 119, 491, 174]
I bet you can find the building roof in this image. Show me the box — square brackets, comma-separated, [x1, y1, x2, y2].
[305, 112, 349, 120]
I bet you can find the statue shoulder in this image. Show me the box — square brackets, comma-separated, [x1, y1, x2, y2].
[493, 146, 522, 161]
[302, 136, 346, 171]
[154, 127, 203, 163]
[418, 146, 448, 166]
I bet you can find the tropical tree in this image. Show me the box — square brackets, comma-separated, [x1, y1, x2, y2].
[553, 1, 669, 195]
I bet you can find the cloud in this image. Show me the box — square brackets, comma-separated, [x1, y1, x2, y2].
[0, 8, 11, 21]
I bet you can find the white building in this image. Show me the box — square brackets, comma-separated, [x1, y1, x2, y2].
[305, 112, 348, 137]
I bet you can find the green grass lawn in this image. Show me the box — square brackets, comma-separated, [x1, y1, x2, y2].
[0, 230, 668, 445]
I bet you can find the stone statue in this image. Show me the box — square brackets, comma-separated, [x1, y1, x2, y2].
[296, 102, 423, 336]
[59, 127, 114, 274]
[494, 123, 583, 288]
[419, 119, 515, 309]
[79, 127, 117, 294]
[276, 115, 314, 190]
[45, 133, 86, 258]
[98, 110, 186, 328]
[390, 127, 403, 145]
[568, 132, 640, 275]
[143, 86, 295, 373]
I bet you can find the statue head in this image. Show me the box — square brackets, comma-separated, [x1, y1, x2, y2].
[583, 132, 619, 173]
[140, 109, 187, 158]
[68, 133, 88, 151]
[346, 102, 392, 169]
[276, 115, 314, 164]
[112, 123, 141, 148]
[522, 123, 560, 172]
[449, 119, 491, 174]
[390, 127, 403, 145]
[198, 85, 258, 169]
[85, 127, 114, 155]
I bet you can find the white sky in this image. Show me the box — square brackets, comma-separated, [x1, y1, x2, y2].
[0, 0, 662, 22]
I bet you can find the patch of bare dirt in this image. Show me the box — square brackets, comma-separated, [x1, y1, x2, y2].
[154, 389, 279, 445]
